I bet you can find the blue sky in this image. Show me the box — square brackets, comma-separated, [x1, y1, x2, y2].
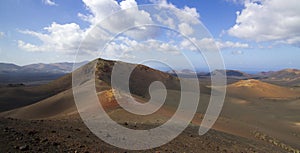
[0, 0, 299, 72]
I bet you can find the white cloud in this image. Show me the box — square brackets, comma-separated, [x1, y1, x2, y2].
[100, 37, 181, 61]
[180, 37, 249, 51]
[152, 0, 200, 25]
[120, 0, 137, 9]
[18, 22, 84, 52]
[151, 1, 201, 35]
[43, 0, 57, 6]
[216, 40, 249, 49]
[182, 6, 200, 19]
[228, 0, 300, 46]
[19, 0, 154, 53]
[0, 32, 4, 38]
[18, 0, 212, 59]
[153, 14, 175, 29]
[79, 0, 120, 24]
[79, 0, 158, 40]
[99, 9, 155, 40]
[106, 37, 180, 54]
[80, 0, 153, 34]
[178, 23, 194, 36]
[18, 0, 184, 53]
[18, 40, 41, 52]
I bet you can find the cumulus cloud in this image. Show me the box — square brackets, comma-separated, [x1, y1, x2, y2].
[79, 0, 121, 24]
[153, 14, 176, 29]
[151, 1, 201, 36]
[18, 40, 40, 52]
[216, 40, 249, 49]
[106, 37, 180, 54]
[80, 0, 153, 35]
[228, 0, 300, 46]
[18, 0, 204, 54]
[43, 0, 57, 6]
[152, 0, 200, 24]
[100, 37, 181, 61]
[20, 0, 159, 53]
[180, 37, 249, 51]
[178, 23, 194, 36]
[19, 0, 251, 59]
[18, 22, 84, 52]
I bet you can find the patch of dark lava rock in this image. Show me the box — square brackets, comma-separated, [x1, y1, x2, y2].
[0, 117, 287, 153]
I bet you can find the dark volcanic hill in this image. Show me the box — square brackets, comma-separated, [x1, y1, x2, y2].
[95, 58, 181, 97]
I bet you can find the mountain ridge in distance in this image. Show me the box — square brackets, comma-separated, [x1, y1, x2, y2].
[0, 61, 89, 73]
[0, 61, 88, 85]
[258, 68, 300, 86]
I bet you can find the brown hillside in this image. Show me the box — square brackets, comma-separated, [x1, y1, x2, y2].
[227, 79, 299, 99]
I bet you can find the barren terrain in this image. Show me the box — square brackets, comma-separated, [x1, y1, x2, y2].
[0, 59, 299, 152]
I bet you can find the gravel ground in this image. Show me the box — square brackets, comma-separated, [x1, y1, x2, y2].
[0, 117, 287, 153]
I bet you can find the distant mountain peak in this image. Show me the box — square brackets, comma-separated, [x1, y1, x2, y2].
[208, 69, 250, 77]
[280, 68, 300, 74]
